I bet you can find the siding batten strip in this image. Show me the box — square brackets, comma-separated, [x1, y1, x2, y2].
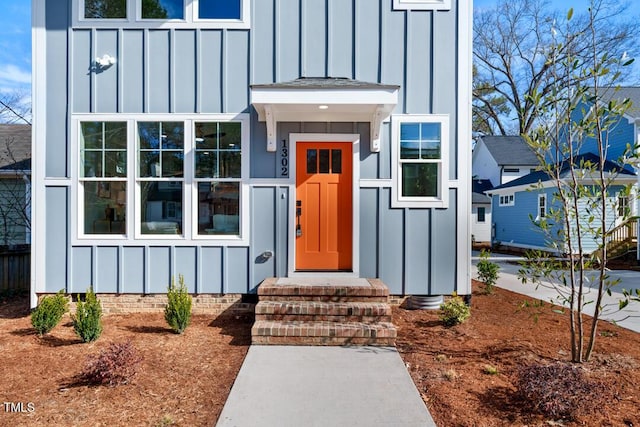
[169, 29, 175, 113]
[221, 29, 226, 113]
[195, 29, 201, 113]
[117, 29, 123, 113]
[90, 29, 96, 113]
[143, 29, 149, 113]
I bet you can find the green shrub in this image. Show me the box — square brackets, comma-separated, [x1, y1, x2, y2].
[476, 249, 500, 294]
[79, 341, 142, 386]
[72, 287, 103, 343]
[31, 290, 68, 336]
[440, 292, 471, 326]
[165, 275, 192, 334]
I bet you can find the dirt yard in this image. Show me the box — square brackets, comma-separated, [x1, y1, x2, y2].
[1, 280, 639, 426]
[0, 296, 252, 426]
[396, 280, 640, 427]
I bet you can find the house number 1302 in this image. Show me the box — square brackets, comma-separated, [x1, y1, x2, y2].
[280, 139, 289, 177]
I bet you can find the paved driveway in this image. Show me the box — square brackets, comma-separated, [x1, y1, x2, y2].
[471, 252, 640, 333]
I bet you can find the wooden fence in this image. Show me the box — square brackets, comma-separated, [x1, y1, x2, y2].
[0, 246, 30, 293]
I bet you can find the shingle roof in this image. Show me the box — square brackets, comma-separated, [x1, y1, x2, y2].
[592, 86, 640, 119]
[491, 152, 635, 191]
[0, 124, 31, 171]
[478, 135, 539, 166]
[251, 77, 399, 90]
[472, 192, 491, 204]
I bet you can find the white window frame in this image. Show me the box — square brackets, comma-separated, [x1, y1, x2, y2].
[74, 0, 251, 29]
[71, 113, 250, 246]
[537, 194, 546, 219]
[391, 114, 449, 208]
[617, 194, 630, 217]
[393, 0, 451, 11]
[498, 194, 515, 207]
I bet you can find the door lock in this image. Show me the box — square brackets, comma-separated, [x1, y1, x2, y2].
[296, 200, 302, 237]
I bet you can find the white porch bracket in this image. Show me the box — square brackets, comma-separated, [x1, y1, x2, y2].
[264, 105, 277, 152]
[371, 107, 385, 153]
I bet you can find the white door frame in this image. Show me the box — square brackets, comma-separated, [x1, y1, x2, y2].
[287, 133, 360, 277]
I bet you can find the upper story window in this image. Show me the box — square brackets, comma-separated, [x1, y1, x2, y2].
[84, 0, 127, 19]
[391, 115, 449, 208]
[142, 0, 184, 19]
[77, 0, 249, 28]
[392, 0, 451, 11]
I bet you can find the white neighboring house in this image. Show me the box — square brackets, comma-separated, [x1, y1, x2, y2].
[0, 124, 31, 246]
[472, 135, 539, 187]
[472, 178, 493, 244]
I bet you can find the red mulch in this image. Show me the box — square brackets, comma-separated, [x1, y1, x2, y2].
[2, 280, 639, 426]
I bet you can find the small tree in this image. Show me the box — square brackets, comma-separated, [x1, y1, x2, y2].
[519, 4, 640, 363]
[31, 290, 68, 336]
[476, 249, 500, 294]
[72, 287, 103, 343]
[164, 275, 192, 334]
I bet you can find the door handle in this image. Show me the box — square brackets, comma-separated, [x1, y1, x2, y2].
[296, 200, 302, 237]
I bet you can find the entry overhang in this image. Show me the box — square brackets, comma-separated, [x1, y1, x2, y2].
[251, 78, 399, 153]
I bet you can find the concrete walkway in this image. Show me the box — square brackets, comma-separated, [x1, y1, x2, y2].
[472, 252, 640, 333]
[216, 346, 437, 427]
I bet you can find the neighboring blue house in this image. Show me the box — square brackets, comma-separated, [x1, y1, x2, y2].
[31, 1, 473, 309]
[487, 87, 640, 258]
[489, 154, 637, 255]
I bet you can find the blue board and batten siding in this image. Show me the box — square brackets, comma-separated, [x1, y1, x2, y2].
[492, 189, 552, 250]
[493, 187, 624, 253]
[38, 0, 467, 296]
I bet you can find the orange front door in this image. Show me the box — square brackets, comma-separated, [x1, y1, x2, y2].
[295, 142, 352, 270]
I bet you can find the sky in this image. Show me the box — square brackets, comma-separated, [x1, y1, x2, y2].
[0, 1, 638, 113]
[0, 1, 31, 100]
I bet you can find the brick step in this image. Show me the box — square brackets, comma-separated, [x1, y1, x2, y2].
[255, 301, 392, 323]
[258, 278, 389, 302]
[251, 320, 397, 346]
[252, 335, 396, 346]
[258, 295, 389, 303]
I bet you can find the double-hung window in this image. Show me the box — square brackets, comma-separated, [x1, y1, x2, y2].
[392, 115, 449, 208]
[194, 121, 242, 236]
[77, 0, 250, 28]
[74, 114, 249, 244]
[79, 121, 128, 235]
[477, 207, 486, 223]
[137, 121, 185, 235]
[537, 194, 546, 219]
